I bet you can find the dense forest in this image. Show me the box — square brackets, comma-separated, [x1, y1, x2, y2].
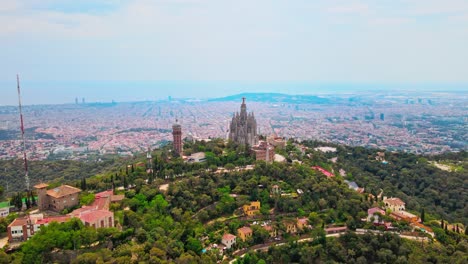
[234, 231, 467, 263]
[0, 155, 128, 195]
[0, 139, 467, 263]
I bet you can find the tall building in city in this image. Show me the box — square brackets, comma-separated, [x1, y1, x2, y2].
[172, 120, 182, 156]
[229, 97, 258, 146]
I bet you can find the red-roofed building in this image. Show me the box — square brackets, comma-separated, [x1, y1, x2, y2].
[7, 214, 71, 242]
[221, 234, 236, 249]
[312, 166, 334, 178]
[367, 207, 386, 223]
[297, 217, 310, 230]
[70, 207, 114, 229]
[383, 197, 405, 212]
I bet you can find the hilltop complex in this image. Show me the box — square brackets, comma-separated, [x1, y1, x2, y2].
[228, 97, 258, 147]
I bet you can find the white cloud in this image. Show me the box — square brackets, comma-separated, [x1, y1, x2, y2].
[326, 3, 370, 15]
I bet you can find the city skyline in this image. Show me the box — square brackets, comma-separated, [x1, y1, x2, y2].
[1, 0, 468, 105]
[1, 80, 467, 106]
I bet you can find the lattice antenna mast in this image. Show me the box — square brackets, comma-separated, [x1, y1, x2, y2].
[17, 74, 30, 191]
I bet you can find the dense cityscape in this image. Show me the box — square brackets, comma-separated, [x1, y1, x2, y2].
[0, 91, 466, 161]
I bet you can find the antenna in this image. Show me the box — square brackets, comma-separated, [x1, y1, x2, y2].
[17, 74, 30, 191]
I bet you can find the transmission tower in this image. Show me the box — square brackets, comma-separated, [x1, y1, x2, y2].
[17, 74, 30, 191]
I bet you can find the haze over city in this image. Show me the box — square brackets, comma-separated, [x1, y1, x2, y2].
[1, 0, 468, 104]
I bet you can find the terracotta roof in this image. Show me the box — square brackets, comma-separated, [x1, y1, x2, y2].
[46, 185, 81, 198]
[91, 197, 109, 210]
[368, 207, 386, 215]
[297, 218, 308, 224]
[263, 225, 273, 231]
[36, 215, 71, 225]
[8, 217, 28, 227]
[111, 195, 125, 202]
[79, 209, 113, 224]
[34, 183, 49, 189]
[391, 211, 417, 219]
[222, 234, 236, 241]
[384, 197, 405, 206]
[238, 226, 253, 234]
[95, 190, 113, 198]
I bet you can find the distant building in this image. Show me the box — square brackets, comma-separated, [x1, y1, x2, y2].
[267, 135, 286, 149]
[7, 214, 70, 242]
[221, 233, 236, 249]
[35, 183, 81, 212]
[282, 219, 297, 234]
[263, 225, 277, 237]
[383, 197, 405, 212]
[344, 180, 365, 193]
[311, 166, 334, 178]
[186, 152, 206, 163]
[297, 217, 310, 230]
[70, 207, 114, 229]
[0, 201, 10, 218]
[252, 141, 275, 162]
[271, 184, 280, 195]
[237, 226, 253, 241]
[172, 120, 182, 156]
[380, 113, 384, 121]
[229, 97, 258, 146]
[390, 211, 419, 223]
[243, 201, 260, 216]
[367, 207, 386, 223]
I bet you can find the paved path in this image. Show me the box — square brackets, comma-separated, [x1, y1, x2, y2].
[0, 236, 8, 249]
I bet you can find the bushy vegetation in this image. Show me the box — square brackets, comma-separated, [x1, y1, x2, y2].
[2, 139, 467, 263]
[234, 231, 468, 264]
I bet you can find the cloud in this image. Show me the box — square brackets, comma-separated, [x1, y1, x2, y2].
[326, 3, 369, 15]
[371, 17, 413, 26]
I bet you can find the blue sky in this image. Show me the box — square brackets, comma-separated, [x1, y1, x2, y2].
[1, 0, 467, 104]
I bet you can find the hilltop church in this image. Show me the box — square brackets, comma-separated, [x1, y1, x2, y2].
[229, 98, 258, 146]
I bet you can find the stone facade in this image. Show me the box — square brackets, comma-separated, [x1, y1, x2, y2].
[229, 98, 258, 147]
[35, 183, 81, 212]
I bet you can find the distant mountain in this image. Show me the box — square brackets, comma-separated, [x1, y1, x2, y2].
[209, 93, 331, 104]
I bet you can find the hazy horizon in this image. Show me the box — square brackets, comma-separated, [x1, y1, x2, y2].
[1, 80, 467, 106]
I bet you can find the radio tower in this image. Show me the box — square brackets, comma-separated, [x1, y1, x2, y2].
[17, 74, 30, 191]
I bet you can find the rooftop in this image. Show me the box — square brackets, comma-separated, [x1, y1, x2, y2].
[222, 234, 236, 241]
[238, 226, 253, 234]
[0, 201, 10, 208]
[34, 183, 49, 189]
[36, 215, 71, 225]
[384, 197, 405, 206]
[78, 209, 113, 223]
[46, 185, 81, 198]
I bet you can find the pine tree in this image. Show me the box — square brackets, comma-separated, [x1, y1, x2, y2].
[123, 175, 128, 189]
[81, 177, 87, 191]
[25, 195, 31, 209]
[123, 213, 129, 226]
[126, 165, 129, 175]
[465, 226, 468, 235]
[131, 164, 134, 173]
[420, 208, 425, 223]
[14, 193, 23, 210]
[441, 220, 444, 229]
[30, 191, 36, 206]
[456, 224, 460, 233]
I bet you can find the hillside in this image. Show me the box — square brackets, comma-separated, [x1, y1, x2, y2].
[1, 139, 466, 263]
[209, 93, 332, 104]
